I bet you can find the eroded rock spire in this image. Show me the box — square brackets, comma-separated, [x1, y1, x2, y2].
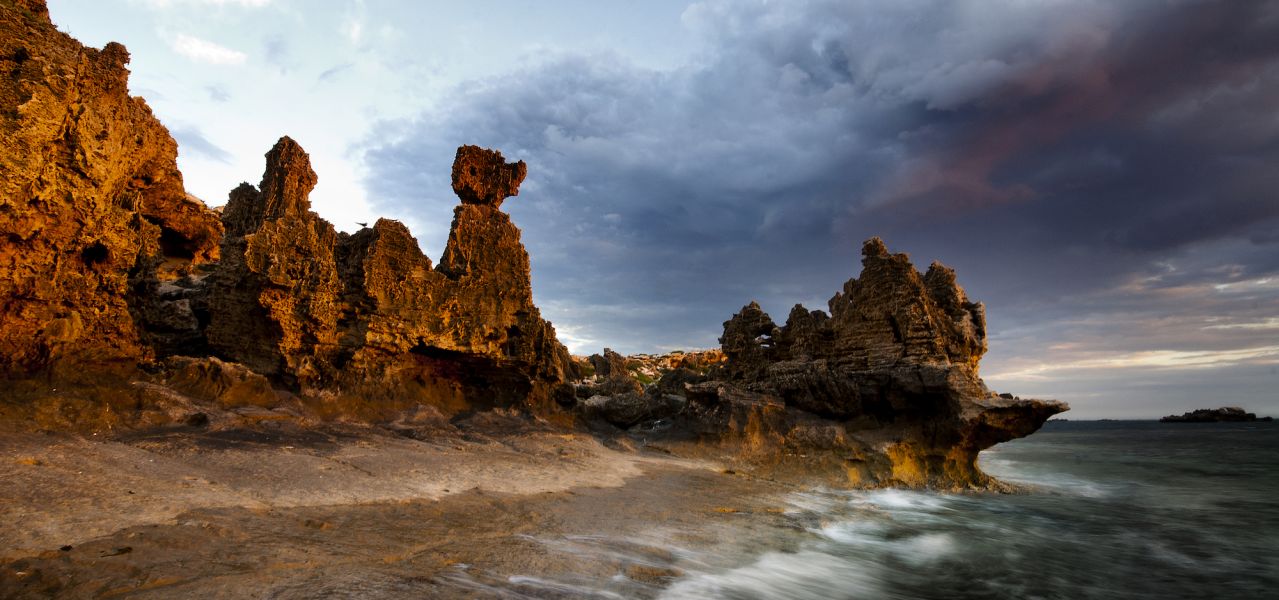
[220, 136, 318, 237]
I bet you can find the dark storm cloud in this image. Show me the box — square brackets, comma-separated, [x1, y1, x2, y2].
[359, 0, 1279, 415]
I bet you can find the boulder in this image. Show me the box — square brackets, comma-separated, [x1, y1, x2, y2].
[583, 391, 686, 429]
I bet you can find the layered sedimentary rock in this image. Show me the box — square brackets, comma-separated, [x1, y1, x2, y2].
[0, 1, 221, 377]
[582, 239, 1066, 489]
[208, 139, 574, 415]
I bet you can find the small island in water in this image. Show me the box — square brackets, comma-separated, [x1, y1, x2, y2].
[1160, 407, 1274, 423]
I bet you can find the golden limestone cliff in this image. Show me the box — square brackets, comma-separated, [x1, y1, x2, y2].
[0, 2, 572, 429]
[0, 0, 221, 378]
[206, 138, 575, 418]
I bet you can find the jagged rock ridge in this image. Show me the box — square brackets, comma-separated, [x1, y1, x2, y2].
[577, 239, 1067, 490]
[0, 4, 572, 427]
[208, 139, 574, 413]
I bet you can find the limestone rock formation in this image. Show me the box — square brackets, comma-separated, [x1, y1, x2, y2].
[0, 1, 222, 377]
[673, 238, 1067, 489]
[573, 239, 1065, 489]
[720, 237, 993, 419]
[207, 138, 341, 383]
[451, 145, 527, 208]
[0, 3, 573, 427]
[208, 138, 573, 414]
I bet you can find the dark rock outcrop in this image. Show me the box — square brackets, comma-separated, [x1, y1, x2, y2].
[584, 239, 1066, 490]
[582, 390, 685, 429]
[0, 1, 221, 377]
[1160, 407, 1273, 423]
[587, 349, 629, 379]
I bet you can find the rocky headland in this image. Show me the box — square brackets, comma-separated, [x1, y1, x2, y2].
[572, 240, 1067, 489]
[1160, 407, 1273, 423]
[1, 0, 1060, 492]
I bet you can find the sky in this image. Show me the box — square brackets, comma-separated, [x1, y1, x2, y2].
[46, 0, 1279, 418]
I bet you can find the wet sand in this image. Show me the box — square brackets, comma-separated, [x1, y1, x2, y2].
[0, 418, 804, 598]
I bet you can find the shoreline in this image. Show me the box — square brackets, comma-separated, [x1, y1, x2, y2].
[0, 420, 805, 598]
[0, 419, 720, 560]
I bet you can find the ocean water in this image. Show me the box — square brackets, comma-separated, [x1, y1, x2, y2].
[662, 421, 1279, 600]
[460, 421, 1279, 599]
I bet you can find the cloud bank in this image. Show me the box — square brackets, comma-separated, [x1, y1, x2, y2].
[358, 0, 1279, 416]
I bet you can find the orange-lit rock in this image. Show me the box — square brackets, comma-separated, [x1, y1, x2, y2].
[0, 2, 221, 377]
[208, 138, 574, 414]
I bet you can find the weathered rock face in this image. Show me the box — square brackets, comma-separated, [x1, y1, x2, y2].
[208, 138, 573, 414]
[587, 349, 629, 379]
[721, 238, 992, 420]
[207, 138, 341, 383]
[0, 1, 222, 377]
[675, 238, 1066, 489]
[574, 239, 1065, 489]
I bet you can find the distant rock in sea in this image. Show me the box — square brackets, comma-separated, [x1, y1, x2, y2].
[1160, 407, 1273, 423]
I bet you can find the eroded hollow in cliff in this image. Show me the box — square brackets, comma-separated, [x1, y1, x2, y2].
[80, 241, 110, 266]
[409, 342, 533, 413]
[157, 226, 197, 260]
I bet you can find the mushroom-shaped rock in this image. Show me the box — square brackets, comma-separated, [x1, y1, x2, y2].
[861, 236, 889, 259]
[451, 145, 527, 208]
